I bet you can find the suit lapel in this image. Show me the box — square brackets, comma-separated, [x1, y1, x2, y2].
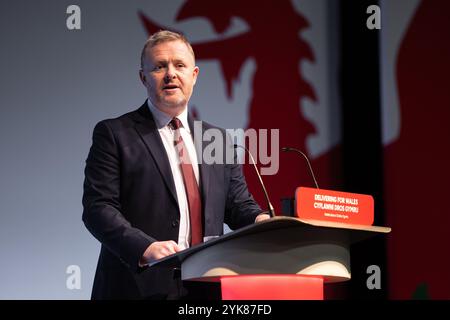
[133, 104, 178, 206]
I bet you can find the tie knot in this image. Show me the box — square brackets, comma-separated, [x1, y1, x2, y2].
[169, 118, 183, 130]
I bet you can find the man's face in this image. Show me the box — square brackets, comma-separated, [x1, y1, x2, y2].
[140, 40, 199, 116]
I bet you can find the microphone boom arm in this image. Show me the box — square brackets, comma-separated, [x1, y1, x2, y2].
[234, 144, 275, 218]
[282, 147, 320, 189]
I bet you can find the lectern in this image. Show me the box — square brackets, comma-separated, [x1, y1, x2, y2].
[150, 216, 391, 300]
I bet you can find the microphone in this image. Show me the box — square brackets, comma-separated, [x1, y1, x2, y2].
[281, 147, 320, 189]
[234, 144, 275, 218]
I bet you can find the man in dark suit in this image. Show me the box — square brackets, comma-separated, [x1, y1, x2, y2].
[82, 30, 270, 299]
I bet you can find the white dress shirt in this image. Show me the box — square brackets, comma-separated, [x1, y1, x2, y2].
[147, 100, 200, 250]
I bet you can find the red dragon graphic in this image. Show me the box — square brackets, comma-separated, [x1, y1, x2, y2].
[139, 0, 342, 213]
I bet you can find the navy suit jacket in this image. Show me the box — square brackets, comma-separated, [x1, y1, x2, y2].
[82, 102, 262, 299]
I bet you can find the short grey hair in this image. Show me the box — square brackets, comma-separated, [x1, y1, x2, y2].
[140, 30, 195, 69]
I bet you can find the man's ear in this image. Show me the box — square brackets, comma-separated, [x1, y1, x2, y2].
[139, 69, 147, 85]
[193, 66, 199, 86]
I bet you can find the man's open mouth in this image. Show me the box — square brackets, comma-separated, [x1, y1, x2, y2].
[163, 85, 179, 90]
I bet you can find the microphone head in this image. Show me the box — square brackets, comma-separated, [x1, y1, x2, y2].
[233, 144, 238, 148]
[281, 147, 290, 152]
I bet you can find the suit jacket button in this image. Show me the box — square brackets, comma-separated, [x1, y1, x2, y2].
[172, 220, 179, 228]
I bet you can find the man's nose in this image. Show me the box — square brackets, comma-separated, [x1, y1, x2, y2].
[164, 65, 176, 81]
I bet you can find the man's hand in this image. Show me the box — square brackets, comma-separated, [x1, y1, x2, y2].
[255, 213, 271, 223]
[139, 240, 181, 266]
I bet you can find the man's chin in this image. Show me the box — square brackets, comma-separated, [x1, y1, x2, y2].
[158, 99, 187, 113]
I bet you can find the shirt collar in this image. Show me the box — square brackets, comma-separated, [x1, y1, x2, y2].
[147, 99, 190, 133]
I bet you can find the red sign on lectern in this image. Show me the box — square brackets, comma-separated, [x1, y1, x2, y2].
[295, 187, 374, 225]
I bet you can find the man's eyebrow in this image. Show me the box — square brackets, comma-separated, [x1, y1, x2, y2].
[173, 58, 187, 64]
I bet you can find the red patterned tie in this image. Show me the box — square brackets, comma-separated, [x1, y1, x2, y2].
[169, 118, 203, 245]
